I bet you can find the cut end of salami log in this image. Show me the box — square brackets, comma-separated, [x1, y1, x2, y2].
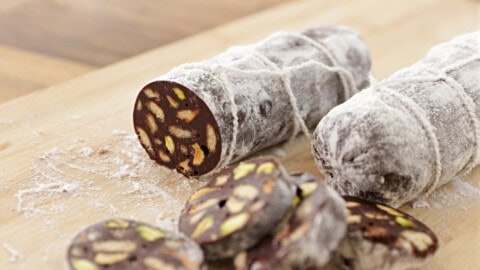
[134, 81, 221, 177]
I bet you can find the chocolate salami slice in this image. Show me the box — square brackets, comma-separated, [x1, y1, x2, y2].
[66, 219, 204, 270]
[234, 173, 346, 270]
[133, 25, 371, 177]
[178, 156, 295, 260]
[334, 196, 439, 270]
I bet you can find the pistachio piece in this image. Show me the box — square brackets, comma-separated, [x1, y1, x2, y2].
[233, 162, 256, 180]
[220, 213, 250, 236]
[71, 258, 99, 270]
[191, 216, 214, 239]
[136, 226, 165, 242]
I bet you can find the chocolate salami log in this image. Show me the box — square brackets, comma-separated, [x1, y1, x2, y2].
[133, 25, 371, 177]
[234, 173, 346, 270]
[312, 31, 480, 206]
[66, 219, 204, 270]
[179, 157, 295, 260]
[334, 196, 439, 270]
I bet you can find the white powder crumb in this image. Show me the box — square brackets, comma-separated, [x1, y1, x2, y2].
[155, 212, 178, 232]
[79, 147, 94, 157]
[3, 243, 23, 262]
[112, 129, 129, 136]
[412, 177, 480, 209]
[32, 130, 46, 137]
[412, 199, 431, 209]
[271, 148, 287, 158]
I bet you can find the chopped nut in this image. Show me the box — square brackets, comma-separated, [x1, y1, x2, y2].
[92, 240, 136, 253]
[206, 124, 217, 152]
[178, 159, 191, 174]
[167, 95, 179, 108]
[215, 175, 229, 186]
[226, 197, 246, 213]
[173, 87, 186, 100]
[191, 143, 205, 165]
[71, 258, 99, 270]
[346, 201, 360, 208]
[292, 196, 301, 206]
[250, 200, 266, 212]
[233, 185, 259, 200]
[220, 213, 250, 236]
[285, 223, 310, 243]
[158, 150, 171, 162]
[401, 230, 434, 251]
[177, 109, 199, 123]
[189, 198, 219, 214]
[136, 127, 154, 155]
[94, 253, 129, 265]
[148, 102, 165, 122]
[105, 219, 129, 229]
[154, 138, 162, 145]
[189, 211, 206, 225]
[191, 216, 214, 239]
[365, 212, 389, 220]
[347, 215, 362, 224]
[136, 100, 143, 111]
[188, 187, 219, 203]
[135, 225, 165, 242]
[70, 247, 84, 257]
[144, 257, 176, 270]
[256, 162, 275, 174]
[146, 113, 158, 134]
[180, 145, 188, 154]
[234, 251, 248, 269]
[364, 226, 388, 238]
[377, 204, 404, 217]
[396, 216, 414, 227]
[299, 182, 318, 197]
[169, 125, 193, 139]
[262, 178, 275, 194]
[233, 163, 256, 180]
[144, 88, 160, 99]
[165, 136, 175, 153]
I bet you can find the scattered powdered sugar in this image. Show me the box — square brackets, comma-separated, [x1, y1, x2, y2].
[15, 130, 203, 229]
[3, 243, 23, 262]
[412, 177, 480, 209]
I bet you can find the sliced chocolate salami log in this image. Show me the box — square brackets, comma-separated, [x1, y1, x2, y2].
[133, 25, 371, 177]
[312, 31, 480, 206]
[66, 219, 204, 270]
[334, 196, 439, 270]
[179, 157, 295, 260]
[234, 173, 346, 270]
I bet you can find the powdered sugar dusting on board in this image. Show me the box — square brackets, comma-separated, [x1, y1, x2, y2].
[412, 177, 480, 209]
[2, 243, 23, 262]
[15, 130, 204, 230]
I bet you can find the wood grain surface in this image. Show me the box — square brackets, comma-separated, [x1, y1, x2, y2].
[1, 0, 479, 269]
[0, 0, 288, 102]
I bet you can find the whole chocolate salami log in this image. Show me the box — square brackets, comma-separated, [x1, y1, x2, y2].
[133, 25, 371, 177]
[333, 196, 439, 270]
[233, 173, 346, 270]
[66, 219, 204, 270]
[312, 31, 480, 206]
[179, 157, 295, 260]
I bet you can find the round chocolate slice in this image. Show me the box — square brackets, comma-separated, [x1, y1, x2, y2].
[133, 81, 222, 177]
[66, 218, 204, 270]
[179, 156, 295, 260]
[234, 173, 347, 270]
[334, 196, 439, 270]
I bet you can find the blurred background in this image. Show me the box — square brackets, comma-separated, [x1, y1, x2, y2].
[0, 0, 288, 102]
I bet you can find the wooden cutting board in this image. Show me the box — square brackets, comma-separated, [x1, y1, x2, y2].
[1, 0, 479, 269]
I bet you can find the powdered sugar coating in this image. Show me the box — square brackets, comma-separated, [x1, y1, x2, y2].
[313, 31, 480, 207]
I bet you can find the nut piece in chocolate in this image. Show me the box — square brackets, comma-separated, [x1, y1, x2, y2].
[66, 218, 204, 270]
[334, 196, 439, 270]
[179, 156, 295, 260]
